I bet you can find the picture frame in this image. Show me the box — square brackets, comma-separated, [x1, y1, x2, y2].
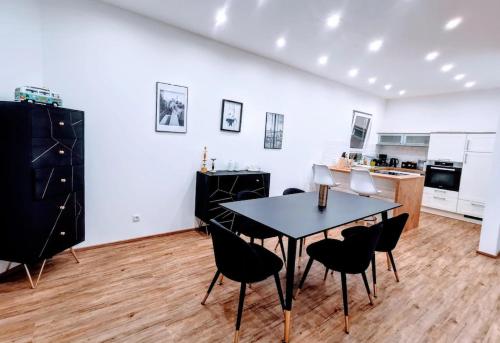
[220, 99, 243, 132]
[156, 82, 188, 133]
[264, 112, 284, 149]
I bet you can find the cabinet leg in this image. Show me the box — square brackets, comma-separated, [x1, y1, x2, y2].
[24, 265, 35, 289]
[70, 248, 80, 264]
[4, 262, 12, 273]
[24, 260, 47, 289]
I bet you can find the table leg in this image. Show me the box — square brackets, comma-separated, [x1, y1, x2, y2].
[283, 237, 297, 343]
[381, 211, 388, 221]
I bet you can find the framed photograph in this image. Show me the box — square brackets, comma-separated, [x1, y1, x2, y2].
[220, 99, 243, 132]
[264, 112, 284, 149]
[156, 82, 188, 133]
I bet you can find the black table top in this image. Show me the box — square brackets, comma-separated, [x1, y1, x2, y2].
[221, 190, 401, 239]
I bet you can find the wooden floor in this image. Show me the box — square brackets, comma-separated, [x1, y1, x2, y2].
[0, 212, 498, 343]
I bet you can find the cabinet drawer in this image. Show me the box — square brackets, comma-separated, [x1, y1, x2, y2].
[32, 107, 84, 139]
[457, 200, 485, 218]
[424, 187, 458, 199]
[422, 193, 458, 212]
[31, 138, 84, 168]
[33, 166, 84, 200]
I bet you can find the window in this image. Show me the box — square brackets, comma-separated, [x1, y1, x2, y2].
[349, 111, 372, 150]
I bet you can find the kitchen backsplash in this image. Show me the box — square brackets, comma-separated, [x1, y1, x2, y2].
[376, 145, 428, 163]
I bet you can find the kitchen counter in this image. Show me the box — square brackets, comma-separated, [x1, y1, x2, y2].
[329, 166, 425, 230]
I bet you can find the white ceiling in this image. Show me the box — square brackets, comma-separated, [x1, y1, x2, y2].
[102, 0, 500, 99]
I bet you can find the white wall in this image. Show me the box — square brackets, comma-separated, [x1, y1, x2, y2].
[0, 0, 385, 263]
[381, 89, 500, 133]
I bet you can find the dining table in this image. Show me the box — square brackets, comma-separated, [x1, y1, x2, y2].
[221, 189, 400, 342]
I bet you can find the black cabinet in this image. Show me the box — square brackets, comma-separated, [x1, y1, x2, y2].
[195, 171, 270, 227]
[0, 102, 85, 265]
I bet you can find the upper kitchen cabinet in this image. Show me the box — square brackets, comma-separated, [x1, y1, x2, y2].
[378, 134, 404, 145]
[427, 133, 467, 162]
[377, 133, 430, 146]
[465, 133, 496, 153]
[404, 134, 430, 146]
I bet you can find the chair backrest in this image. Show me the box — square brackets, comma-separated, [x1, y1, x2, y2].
[209, 219, 261, 281]
[232, 190, 263, 234]
[313, 164, 336, 186]
[341, 223, 382, 273]
[283, 188, 305, 195]
[235, 190, 263, 201]
[350, 168, 378, 196]
[377, 213, 409, 252]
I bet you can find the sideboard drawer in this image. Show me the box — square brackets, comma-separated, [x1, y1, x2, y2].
[32, 139, 83, 168]
[33, 165, 84, 200]
[32, 107, 84, 139]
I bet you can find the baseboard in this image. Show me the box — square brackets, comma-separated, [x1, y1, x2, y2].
[75, 227, 197, 252]
[421, 207, 482, 224]
[476, 250, 499, 259]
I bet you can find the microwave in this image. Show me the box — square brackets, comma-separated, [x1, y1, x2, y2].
[424, 162, 462, 192]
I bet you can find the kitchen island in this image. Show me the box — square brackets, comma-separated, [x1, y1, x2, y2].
[330, 166, 425, 230]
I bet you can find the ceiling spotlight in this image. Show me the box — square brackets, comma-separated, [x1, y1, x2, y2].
[384, 84, 393, 90]
[348, 68, 359, 77]
[318, 55, 329, 65]
[326, 14, 341, 28]
[465, 81, 476, 88]
[454, 74, 465, 81]
[399, 90, 406, 95]
[445, 17, 463, 30]
[368, 77, 377, 84]
[215, 7, 227, 26]
[425, 51, 440, 61]
[441, 64, 454, 72]
[276, 37, 286, 48]
[368, 39, 384, 52]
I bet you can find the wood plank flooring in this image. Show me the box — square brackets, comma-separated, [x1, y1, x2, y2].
[0, 212, 498, 342]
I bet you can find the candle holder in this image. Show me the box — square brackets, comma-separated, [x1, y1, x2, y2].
[201, 147, 208, 173]
[318, 185, 329, 210]
[312, 164, 337, 211]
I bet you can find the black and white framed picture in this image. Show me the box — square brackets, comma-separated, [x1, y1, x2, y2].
[220, 99, 243, 132]
[264, 112, 284, 149]
[156, 82, 188, 133]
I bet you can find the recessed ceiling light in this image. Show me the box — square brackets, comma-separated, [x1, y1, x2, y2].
[441, 64, 454, 72]
[384, 84, 393, 90]
[318, 55, 329, 65]
[215, 7, 227, 26]
[445, 17, 463, 30]
[465, 81, 476, 88]
[276, 37, 286, 48]
[368, 39, 384, 52]
[326, 14, 341, 28]
[454, 74, 466, 81]
[348, 68, 359, 77]
[399, 90, 406, 95]
[368, 77, 377, 84]
[425, 51, 440, 61]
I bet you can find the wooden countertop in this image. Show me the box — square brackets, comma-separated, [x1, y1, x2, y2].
[330, 166, 425, 181]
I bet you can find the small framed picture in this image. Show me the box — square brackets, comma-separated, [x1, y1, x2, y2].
[264, 112, 284, 149]
[156, 82, 188, 133]
[220, 99, 243, 132]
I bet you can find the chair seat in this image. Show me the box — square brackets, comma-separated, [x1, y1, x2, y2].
[225, 244, 284, 283]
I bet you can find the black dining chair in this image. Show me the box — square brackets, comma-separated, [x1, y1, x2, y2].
[233, 190, 287, 263]
[341, 213, 409, 297]
[296, 224, 382, 333]
[201, 219, 285, 343]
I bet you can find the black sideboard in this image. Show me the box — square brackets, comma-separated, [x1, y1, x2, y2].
[195, 170, 270, 228]
[0, 101, 84, 286]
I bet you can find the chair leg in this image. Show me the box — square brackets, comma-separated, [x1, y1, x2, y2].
[371, 253, 377, 298]
[234, 283, 247, 343]
[261, 239, 264, 247]
[323, 230, 328, 239]
[296, 258, 313, 297]
[386, 252, 391, 271]
[250, 237, 255, 244]
[361, 271, 373, 305]
[323, 268, 329, 281]
[298, 238, 304, 268]
[274, 240, 279, 252]
[340, 272, 349, 334]
[201, 270, 221, 305]
[278, 237, 287, 264]
[274, 273, 285, 310]
[388, 251, 399, 282]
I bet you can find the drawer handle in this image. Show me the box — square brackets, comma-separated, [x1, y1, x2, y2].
[60, 178, 67, 183]
[58, 121, 65, 126]
[60, 231, 66, 236]
[58, 150, 65, 155]
[433, 196, 446, 200]
[471, 203, 484, 207]
[59, 205, 65, 210]
[434, 190, 446, 193]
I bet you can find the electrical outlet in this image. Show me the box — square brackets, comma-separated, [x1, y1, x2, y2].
[132, 215, 140, 223]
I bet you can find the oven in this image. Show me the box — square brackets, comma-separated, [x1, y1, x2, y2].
[424, 162, 462, 192]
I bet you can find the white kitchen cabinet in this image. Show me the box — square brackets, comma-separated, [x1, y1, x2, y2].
[422, 188, 458, 212]
[457, 200, 486, 218]
[459, 152, 494, 204]
[427, 133, 467, 162]
[465, 134, 496, 153]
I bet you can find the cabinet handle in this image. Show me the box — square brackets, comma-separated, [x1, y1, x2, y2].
[466, 139, 470, 151]
[58, 150, 65, 155]
[433, 196, 446, 200]
[58, 121, 65, 126]
[59, 205, 65, 210]
[471, 202, 484, 207]
[60, 231, 66, 236]
[435, 190, 446, 193]
[464, 153, 468, 164]
[60, 178, 67, 183]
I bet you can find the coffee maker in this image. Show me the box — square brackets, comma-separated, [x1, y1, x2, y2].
[377, 154, 388, 166]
